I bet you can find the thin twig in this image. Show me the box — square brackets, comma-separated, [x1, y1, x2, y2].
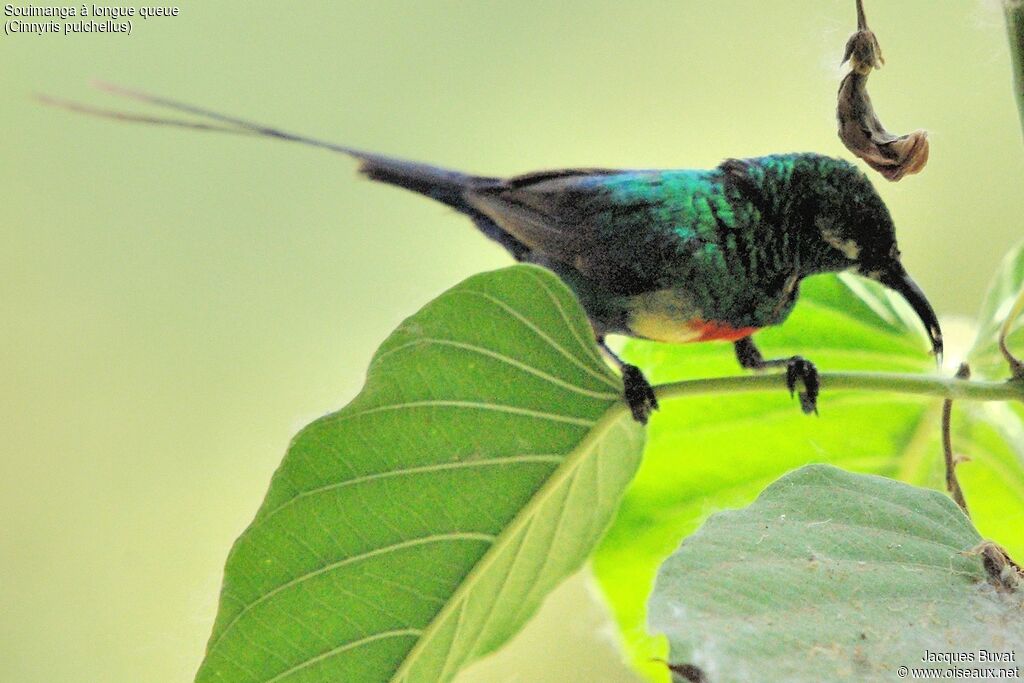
[941, 363, 971, 515]
[855, 0, 867, 32]
[651, 371, 1024, 408]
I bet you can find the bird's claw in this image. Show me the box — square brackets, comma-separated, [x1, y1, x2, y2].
[785, 356, 819, 415]
[622, 364, 658, 424]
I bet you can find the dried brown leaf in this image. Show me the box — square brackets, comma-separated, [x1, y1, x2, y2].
[837, 5, 929, 181]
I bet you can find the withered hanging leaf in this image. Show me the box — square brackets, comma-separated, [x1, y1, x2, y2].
[837, 0, 929, 181]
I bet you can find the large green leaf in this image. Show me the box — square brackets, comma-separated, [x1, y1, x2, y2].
[593, 272, 1024, 681]
[649, 465, 1024, 683]
[195, 265, 645, 682]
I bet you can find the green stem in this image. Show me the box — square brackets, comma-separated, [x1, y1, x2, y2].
[649, 371, 1024, 406]
[1006, 0, 1024, 136]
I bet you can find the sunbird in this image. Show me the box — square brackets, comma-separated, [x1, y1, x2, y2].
[45, 84, 943, 423]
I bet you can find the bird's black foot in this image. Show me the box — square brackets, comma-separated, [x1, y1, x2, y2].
[622, 363, 659, 424]
[785, 356, 819, 415]
[734, 336, 820, 415]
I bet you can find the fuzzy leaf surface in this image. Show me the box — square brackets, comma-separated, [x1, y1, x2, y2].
[649, 465, 1023, 683]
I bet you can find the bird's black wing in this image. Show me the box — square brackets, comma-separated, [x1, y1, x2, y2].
[465, 168, 702, 294]
[466, 168, 613, 261]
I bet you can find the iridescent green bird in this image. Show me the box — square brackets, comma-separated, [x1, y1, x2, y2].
[48, 85, 943, 423]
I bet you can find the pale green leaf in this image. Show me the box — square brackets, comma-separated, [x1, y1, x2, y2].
[649, 465, 1023, 683]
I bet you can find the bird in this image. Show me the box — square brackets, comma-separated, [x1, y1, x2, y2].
[42, 84, 943, 424]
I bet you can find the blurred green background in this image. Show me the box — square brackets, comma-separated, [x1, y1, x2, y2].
[2, 1, 1022, 681]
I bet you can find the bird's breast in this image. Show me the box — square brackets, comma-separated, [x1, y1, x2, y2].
[623, 289, 759, 343]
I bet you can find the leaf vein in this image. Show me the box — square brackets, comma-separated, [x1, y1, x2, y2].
[207, 533, 494, 656]
[263, 629, 424, 683]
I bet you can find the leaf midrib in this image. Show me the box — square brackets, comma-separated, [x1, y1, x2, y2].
[389, 402, 633, 683]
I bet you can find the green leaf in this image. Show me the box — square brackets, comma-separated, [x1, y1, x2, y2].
[968, 241, 1024, 380]
[593, 273, 942, 680]
[648, 465, 1024, 683]
[195, 265, 645, 683]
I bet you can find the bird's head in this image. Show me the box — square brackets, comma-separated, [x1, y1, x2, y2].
[798, 156, 943, 361]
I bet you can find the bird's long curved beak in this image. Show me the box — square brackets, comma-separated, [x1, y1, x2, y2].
[874, 263, 943, 363]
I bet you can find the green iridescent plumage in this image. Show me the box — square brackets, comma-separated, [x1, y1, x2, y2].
[458, 153, 897, 339]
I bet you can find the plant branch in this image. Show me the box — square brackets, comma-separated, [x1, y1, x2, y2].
[642, 371, 1024, 409]
[1006, 0, 1024, 136]
[942, 363, 971, 515]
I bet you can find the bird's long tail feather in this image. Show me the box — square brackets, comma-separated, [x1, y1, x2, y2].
[37, 81, 485, 213]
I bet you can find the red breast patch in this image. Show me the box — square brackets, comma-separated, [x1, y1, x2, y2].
[690, 319, 760, 342]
